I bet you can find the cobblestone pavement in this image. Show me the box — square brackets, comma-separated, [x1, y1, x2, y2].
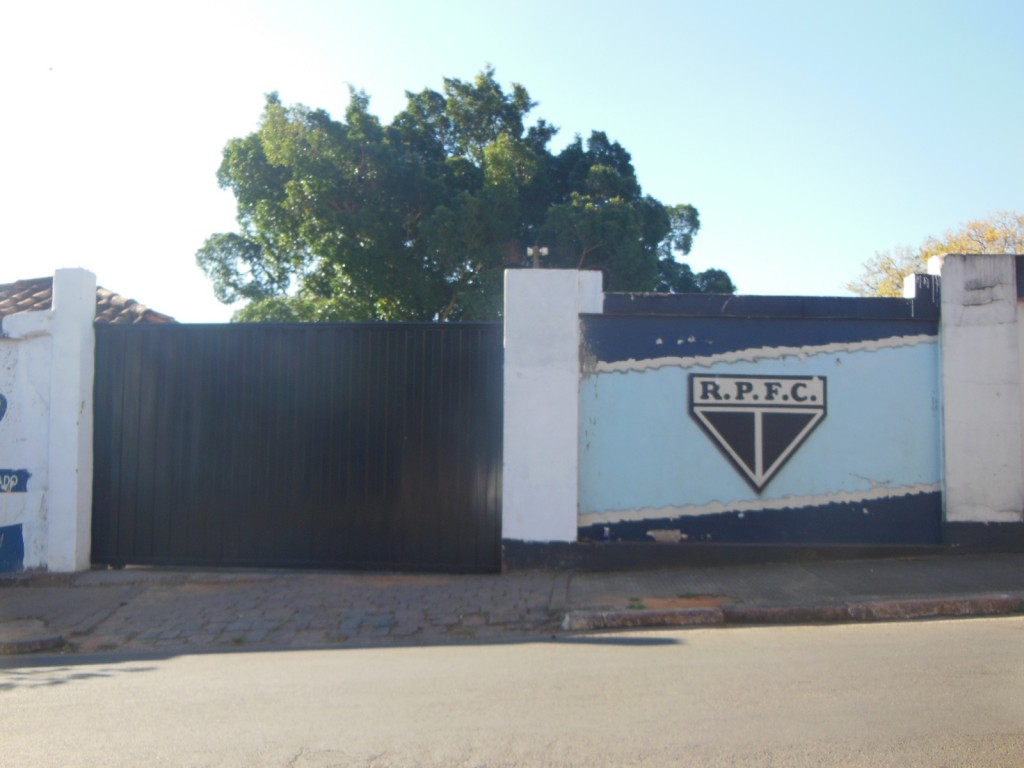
[3, 552, 1024, 657]
[0, 569, 570, 655]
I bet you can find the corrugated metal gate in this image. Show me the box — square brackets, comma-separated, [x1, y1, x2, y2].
[92, 323, 503, 573]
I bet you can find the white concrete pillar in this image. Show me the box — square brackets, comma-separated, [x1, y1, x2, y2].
[938, 254, 1024, 523]
[45, 268, 96, 571]
[503, 269, 603, 542]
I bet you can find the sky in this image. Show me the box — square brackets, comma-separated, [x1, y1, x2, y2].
[2, 0, 1022, 322]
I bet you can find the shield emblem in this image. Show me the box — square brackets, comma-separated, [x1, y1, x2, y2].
[689, 374, 826, 492]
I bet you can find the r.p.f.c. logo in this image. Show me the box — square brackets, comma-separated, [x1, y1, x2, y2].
[689, 374, 826, 492]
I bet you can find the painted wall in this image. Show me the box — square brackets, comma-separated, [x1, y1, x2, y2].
[937, 254, 1024, 524]
[3, 260, 1021, 568]
[578, 294, 943, 544]
[503, 269, 603, 542]
[0, 322, 51, 567]
[0, 269, 95, 571]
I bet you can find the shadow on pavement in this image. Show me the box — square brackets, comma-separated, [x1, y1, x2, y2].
[547, 635, 683, 647]
[0, 630, 684, 674]
[0, 660, 161, 689]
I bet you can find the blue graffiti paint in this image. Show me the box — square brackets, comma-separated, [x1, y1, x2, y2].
[0, 394, 6, 423]
[0, 524, 25, 572]
[0, 470, 30, 493]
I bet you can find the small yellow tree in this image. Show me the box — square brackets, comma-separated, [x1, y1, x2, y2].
[847, 211, 1024, 297]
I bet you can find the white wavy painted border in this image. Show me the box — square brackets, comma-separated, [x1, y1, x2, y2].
[580, 483, 942, 525]
[592, 334, 936, 374]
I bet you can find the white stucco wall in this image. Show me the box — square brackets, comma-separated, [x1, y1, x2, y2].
[0, 269, 96, 570]
[502, 269, 603, 542]
[0, 314, 52, 566]
[938, 254, 1024, 523]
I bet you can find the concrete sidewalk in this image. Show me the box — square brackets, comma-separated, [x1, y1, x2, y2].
[2, 552, 1024, 657]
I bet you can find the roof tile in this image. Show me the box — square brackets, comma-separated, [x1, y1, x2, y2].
[0, 277, 177, 325]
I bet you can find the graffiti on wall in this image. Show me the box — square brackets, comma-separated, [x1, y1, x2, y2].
[0, 470, 30, 493]
[0, 523, 24, 572]
[0, 393, 31, 492]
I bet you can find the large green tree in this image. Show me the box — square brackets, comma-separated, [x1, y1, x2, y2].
[199, 68, 735, 321]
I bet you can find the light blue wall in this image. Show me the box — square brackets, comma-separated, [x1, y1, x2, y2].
[579, 339, 940, 524]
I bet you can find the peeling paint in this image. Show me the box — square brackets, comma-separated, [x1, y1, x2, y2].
[592, 334, 936, 374]
[646, 529, 686, 543]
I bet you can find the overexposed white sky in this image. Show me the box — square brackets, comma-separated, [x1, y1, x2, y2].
[2, 0, 1021, 321]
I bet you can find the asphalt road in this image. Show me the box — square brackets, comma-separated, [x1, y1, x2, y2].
[3, 617, 1024, 767]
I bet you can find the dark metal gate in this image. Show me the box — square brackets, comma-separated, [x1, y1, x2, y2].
[92, 323, 502, 573]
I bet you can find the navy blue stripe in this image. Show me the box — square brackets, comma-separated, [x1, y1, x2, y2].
[579, 492, 943, 546]
[582, 315, 937, 365]
[603, 291, 939, 320]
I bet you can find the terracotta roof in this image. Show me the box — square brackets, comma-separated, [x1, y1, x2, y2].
[0, 276, 177, 324]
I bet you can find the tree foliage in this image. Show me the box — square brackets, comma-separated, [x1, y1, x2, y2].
[198, 68, 734, 321]
[847, 211, 1024, 297]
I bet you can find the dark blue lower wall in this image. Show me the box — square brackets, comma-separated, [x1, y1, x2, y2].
[579, 492, 943, 546]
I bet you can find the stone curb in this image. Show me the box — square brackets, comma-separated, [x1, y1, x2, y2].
[0, 620, 66, 656]
[562, 606, 723, 631]
[562, 594, 1024, 632]
[846, 594, 1024, 621]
